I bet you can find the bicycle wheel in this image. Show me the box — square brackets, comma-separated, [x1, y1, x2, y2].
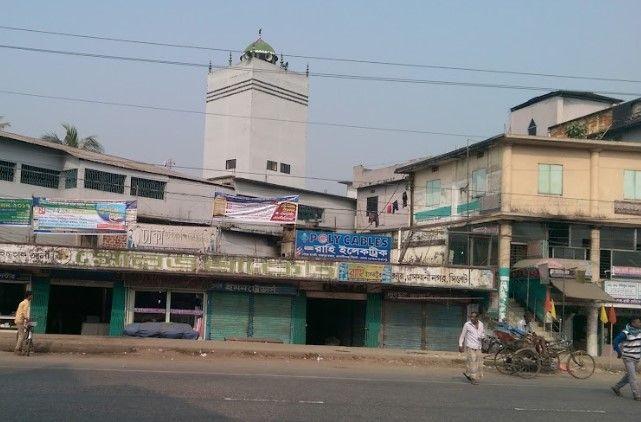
[25, 338, 32, 356]
[566, 351, 595, 379]
[513, 347, 541, 379]
[494, 347, 517, 375]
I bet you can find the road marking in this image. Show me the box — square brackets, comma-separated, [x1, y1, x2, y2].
[223, 397, 324, 404]
[514, 407, 606, 414]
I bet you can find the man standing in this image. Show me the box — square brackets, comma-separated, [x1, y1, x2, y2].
[612, 317, 641, 401]
[14, 291, 32, 355]
[459, 311, 485, 385]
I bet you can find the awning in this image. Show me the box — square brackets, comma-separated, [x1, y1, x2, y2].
[512, 258, 591, 273]
[550, 279, 614, 302]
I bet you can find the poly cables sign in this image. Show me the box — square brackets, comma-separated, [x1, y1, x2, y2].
[212, 193, 298, 224]
[32, 198, 137, 233]
[295, 230, 392, 263]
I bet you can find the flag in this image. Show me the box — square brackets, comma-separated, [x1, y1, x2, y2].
[608, 306, 617, 325]
[600, 305, 608, 324]
[544, 289, 552, 313]
[549, 298, 557, 320]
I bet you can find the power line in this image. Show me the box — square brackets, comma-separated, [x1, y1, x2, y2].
[0, 88, 485, 138]
[2, 24, 640, 84]
[2, 43, 641, 97]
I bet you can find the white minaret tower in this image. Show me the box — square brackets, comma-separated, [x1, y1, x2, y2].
[203, 32, 309, 188]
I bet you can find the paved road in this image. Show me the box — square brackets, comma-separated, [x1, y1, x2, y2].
[0, 352, 638, 421]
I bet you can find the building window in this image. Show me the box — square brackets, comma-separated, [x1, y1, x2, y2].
[266, 160, 278, 171]
[20, 164, 60, 188]
[623, 170, 641, 200]
[471, 168, 487, 197]
[528, 119, 537, 136]
[0, 160, 16, 182]
[298, 204, 324, 221]
[64, 169, 78, 189]
[131, 177, 166, 200]
[84, 168, 125, 194]
[280, 163, 291, 174]
[225, 159, 236, 170]
[426, 179, 441, 206]
[366, 196, 378, 214]
[538, 164, 562, 195]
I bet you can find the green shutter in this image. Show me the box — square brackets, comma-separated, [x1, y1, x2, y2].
[291, 293, 307, 344]
[624, 170, 635, 200]
[252, 295, 292, 343]
[30, 278, 50, 334]
[550, 165, 563, 195]
[635, 171, 641, 200]
[208, 292, 250, 340]
[365, 293, 382, 347]
[383, 301, 424, 349]
[425, 304, 464, 351]
[109, 281, 126, 336]
[538, 164, 550, 194]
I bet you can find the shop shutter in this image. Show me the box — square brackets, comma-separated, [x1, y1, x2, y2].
[425, 304, 464, 351]
[383, 301, 424, 350]
[109, 281, 126, 336]
[252, 295, 292, 344]
[30, 278, 50, 334]
[208, 292, 250, 340]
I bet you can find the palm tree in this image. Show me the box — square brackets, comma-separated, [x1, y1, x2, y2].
[0, 116, 10, 130]
[42, 123, 104, 153]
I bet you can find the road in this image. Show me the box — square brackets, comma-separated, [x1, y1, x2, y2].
[0, 352, 638, 421]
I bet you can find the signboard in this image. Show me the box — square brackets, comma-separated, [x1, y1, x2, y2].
[385, 291, 484, 301]
[614, 201, 641, 216]
[98, 235, 128, 250]
[212, 193, 298, 224]
[0, 198, 32, 226]
[338, 262, 392, 283]
[295, 230, 391, 263]
[32, 198, 137, 233]
[611, 266, 641, 279]
[391, 267, 494, 290]
[209, 282, 298, 296]
[127, 223, 219, 253]
[604, 280, 641, 305]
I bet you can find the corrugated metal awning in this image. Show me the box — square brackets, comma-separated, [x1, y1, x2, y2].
[550, 279, 613, 302]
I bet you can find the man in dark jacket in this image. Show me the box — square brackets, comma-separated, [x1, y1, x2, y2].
[612, 317, 641, 401]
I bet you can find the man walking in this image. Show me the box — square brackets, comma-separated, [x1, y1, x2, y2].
[459, 311, 484, 385]
[612, 317, 641, 401]
[14, 291, 32, 355]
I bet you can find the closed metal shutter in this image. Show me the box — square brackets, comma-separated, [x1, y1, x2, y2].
[208, 292, 250, 340]
[252, 295, 292, 343]
[425, 304, 463, 351]
[383, 301, 424, 350]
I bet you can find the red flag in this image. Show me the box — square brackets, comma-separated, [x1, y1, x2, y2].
[608, 306, 617, 325]
[544, 289, 552, 313]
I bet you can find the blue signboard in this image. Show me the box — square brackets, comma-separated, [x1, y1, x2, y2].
[295, 230, 392, 263]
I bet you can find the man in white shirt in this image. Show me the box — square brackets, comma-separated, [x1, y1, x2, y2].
[517, 312, 534, 335]
[459, 312, 485, 384]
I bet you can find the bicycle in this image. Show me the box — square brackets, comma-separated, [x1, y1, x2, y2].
[539, 338, 595, 379]
[17, 321, 37, 356]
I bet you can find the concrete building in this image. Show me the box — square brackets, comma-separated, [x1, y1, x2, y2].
[202, 35, 308, 189]
[507, 90, 621, 137]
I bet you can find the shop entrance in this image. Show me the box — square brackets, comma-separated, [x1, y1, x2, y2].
[47, 285, 112, 335]
[306, 297, 366, 347]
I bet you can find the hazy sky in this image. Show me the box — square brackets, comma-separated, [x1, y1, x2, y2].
[2, 1, 640, 193]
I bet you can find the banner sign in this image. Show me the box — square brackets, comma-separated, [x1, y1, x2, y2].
[338, 262, 392, 283]
[213, 193, 298, 224]
[209, 282, 298, 296]
[611, 266, 641, 279]
[295, 231, 391, 263]
[32, 198, 137, 233]
[126, 223, 219, 253]
[391, 267, 494, 290]
[604, 280, 641, 305]
[0, 198, 32, 226]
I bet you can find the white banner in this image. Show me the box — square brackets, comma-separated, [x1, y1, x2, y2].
[127, 223, 219, 253]
[212, 193, 298, 224]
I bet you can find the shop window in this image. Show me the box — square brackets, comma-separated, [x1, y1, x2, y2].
[130, 177, 166, 200]
[169, 292, 203, 327]
[612, 250, 641, 268]
[601, 227, 635, 250]
[266, 160, 278, 171]
[623, 170, 641, 200]
[133, 291, 167, 322]
[538, 164, 563, 195]
[426, 179, 441, 206]
[0, 160, 16, 182]
[548, 222, 569, 246]
[225, 159, 236, 170]
[550, 247, 586, 260]
[84, 168, 125, 194]
[470, 169, 487, 198]
[20, 164, 60, 189]
[64, 169, 78, 189]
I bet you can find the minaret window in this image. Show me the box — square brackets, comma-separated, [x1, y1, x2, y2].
[266, 160, 278, 171]
[225, 159, 236, 170]
[280, 163, 291, 174]
[528, 119, 537, 136]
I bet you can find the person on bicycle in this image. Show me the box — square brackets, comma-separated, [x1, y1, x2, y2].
[612, 317, 641, 401]
[14, 291, 32, 355]
[518, 312, 547, 355]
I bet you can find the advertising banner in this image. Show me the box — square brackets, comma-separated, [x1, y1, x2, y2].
[0, 198, 32, 226]
[338, 262, 392, 283]
[126, 223, 219, 253]
[604, 280, 641, 305]
[32, 198, 137, 233]
[295, 230, 391, 263]
[212, 193, 298, 224]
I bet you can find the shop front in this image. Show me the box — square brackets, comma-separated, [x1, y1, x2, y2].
[0, 270, 31, 330]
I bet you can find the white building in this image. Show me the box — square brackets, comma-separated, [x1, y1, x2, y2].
[507, 90, 621, 137]
[203, 36, 308, 189]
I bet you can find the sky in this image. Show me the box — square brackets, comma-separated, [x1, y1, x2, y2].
[2, 1, 641, 193]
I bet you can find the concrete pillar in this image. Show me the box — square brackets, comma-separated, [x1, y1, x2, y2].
[587, 306, 599, 357]
[590, 227, 600, 284]
[590, 150, 600, 217]
[498, 222, 512, 321]
[501, 144, 512, 213]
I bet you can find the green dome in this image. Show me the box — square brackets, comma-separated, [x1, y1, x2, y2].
[244, 38, 275, 55]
